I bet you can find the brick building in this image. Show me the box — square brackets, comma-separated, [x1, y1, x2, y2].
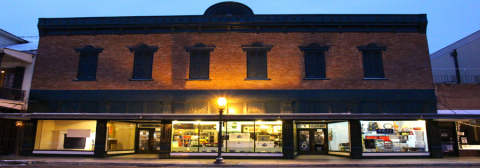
[3, 2, 473, 159]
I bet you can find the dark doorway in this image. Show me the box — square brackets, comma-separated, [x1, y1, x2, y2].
[438, 122, 458, 156]
[0, 119, 17, 155]
[297, 129, 328, 155]
[136, 128, 161, 154]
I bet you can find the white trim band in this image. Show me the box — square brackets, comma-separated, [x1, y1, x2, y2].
[33, 150, 94, 155]
[362, 152, 430, 156]
[170, 153, 283, 157]
[107, 150, 135, 154]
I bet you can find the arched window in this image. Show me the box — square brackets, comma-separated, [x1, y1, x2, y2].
[357, 43, 387, 79]
[128, 45, 159, 80]
[74, 45, 103, 81]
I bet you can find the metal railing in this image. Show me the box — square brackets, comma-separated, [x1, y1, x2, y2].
[432, 68, 480, 84]
[0, 86, 25, 101]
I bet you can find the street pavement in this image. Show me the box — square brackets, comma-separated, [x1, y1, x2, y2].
[2, 155, 480, 167]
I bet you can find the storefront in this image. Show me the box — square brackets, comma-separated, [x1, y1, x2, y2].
[360, 120, 429, 156]
[170, 120, 283, 157]
[295, 121, 350, 156]
[438, 120, 480, 157]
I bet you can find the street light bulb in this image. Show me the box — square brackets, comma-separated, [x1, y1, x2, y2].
[218, 97, 227, 109]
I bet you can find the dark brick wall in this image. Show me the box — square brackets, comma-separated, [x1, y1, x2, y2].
[33, 32, 433, 90]
[435, 84, 480, 110]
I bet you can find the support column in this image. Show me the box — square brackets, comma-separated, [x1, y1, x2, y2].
[20, 120, 37, 156]
[426, 119, 443, 158]
[94, 120, 107, 158]
[159, 120, 172, 158]
[349, 119, 363, 159]
[282, 120, 294, 159]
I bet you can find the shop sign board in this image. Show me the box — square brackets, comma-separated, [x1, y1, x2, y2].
[376, 129, 393, 134]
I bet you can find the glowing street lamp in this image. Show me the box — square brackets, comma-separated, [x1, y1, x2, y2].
[214, 97, 226, 164]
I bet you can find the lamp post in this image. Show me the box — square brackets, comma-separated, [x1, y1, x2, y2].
[214, 97, 226, 164]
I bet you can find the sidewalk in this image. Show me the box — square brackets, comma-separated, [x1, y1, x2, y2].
[2, 155, 480, 167]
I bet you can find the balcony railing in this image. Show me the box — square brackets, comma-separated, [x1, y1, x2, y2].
[433, 68, 480, 84]
[0, 87, 25, 101]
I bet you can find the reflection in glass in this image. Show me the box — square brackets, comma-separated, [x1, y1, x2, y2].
[34, 120, 97, 151]
[226, 121, 254, 152]
[255, 121, 282, 153]
[153, 129, 161, 150]
[139, 130, 149, 150]
[328, 122, 350, 152]
[107, 121, 136, 151]
[299, 131, 310, 151]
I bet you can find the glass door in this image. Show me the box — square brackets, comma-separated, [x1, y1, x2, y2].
[137, 128, 161, 154]
[297, 129, 328, 155]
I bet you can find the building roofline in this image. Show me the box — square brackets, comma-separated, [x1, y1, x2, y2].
[430, 29, 480, 60]
[38, 14, 428, 36]
[0, 29, 29, 43]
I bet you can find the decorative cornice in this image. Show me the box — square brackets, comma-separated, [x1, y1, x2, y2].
[38, 14, 428, 36]
[241, 42, 273, 51]
[128, 44, 159, 53]
[185, 43, 216, 52]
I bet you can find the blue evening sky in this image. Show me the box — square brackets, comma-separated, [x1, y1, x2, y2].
[1, 0, 479, 53]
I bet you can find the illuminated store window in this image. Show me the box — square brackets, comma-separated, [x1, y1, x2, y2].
[255, 121, 282, 153]
[361, 120, 428, 152]
[328, 122, 350, 152]
[106, 121, 135, 151]
[226, 121, 254, 152]
[34, 120, 97, 151]
[172, 121, 199, 152]
[199, 121, 225, 152]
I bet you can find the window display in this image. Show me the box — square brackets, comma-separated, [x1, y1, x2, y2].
[34, 120, 97, 151]
[457, 121, 480, 150]
[361, 120, 428, 153]
[107, 121, 135, 151]
[171, 120, 282, 153]
[328, 122, 350, 152]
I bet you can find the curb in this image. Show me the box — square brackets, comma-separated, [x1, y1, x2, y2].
[2, 160, 480, 167]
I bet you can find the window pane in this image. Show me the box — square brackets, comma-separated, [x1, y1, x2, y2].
[173, 102, 188, 114]
[80, 102, 99, 113]
[305, 51, 314, 63]
[200, 51, 209, 64]
[172, 121, 200, 152]
[305, 63, 315, 78]
[128, 102, 144, 113]
[226, 121, 254, 152]
[189, 102, 209, 114]
[383, 102, 402, 113]
[257, 63, 267, 78]
[257, 51, 267, 64]
[312, 102, 329, 113]
[145, 102, 162, 113]
[198, 121, 225, 152]
[363, 51, 373, 62]
[361, 120, 428, 152]
[199, 63, 209, 78]
[60, 102, 78, 113]
[328, 122, 350, 152]
[315, 63, 326, 78]
[247, 63, 257, 78]
[361, 102, 381, 113]
[331, 102, 349, 113]
[255, 121, 282, 153]
[247, 51, 257, 63]
[373, 63, 384, 78]
[314, 51, 324, 63]
[294, 102, 312, 113]
[265, 102, 281, 113]
[247, 102, 264, 114]
[107, 121, 136, 151]
[109, 102, 126, 113]
[189, 62, 200, 78]
[364, 63, 374, 78]
[34, 120, 97, 151]
[87, 64, 97, 79]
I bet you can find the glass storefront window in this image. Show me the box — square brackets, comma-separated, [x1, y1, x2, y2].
[199, 121, 224, 152]
[255, 121, 282, 153]
[107, 121, 135, 151]
[226, 121, 254, 152]
[171, 120, 282, 153]
[34, 120, 97, 151]
[361, 120, 428, 152]
[328, 122, 350, 152]
[172, 121, 199, 152]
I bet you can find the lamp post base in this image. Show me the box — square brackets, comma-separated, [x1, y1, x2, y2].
[214, 158, 225, 164]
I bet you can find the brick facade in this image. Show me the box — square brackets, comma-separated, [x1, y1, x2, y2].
[435, 84, 480, 110]
[32, 32, 433, 90]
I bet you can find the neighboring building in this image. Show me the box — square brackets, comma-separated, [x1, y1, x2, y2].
[5, 2, 474, 159]
[0, 29, 38, 155]
[430, 30, 480, 157]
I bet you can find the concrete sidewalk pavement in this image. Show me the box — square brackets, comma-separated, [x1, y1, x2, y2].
[2, 155, 480, 167]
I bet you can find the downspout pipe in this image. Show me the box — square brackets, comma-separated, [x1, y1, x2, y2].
[450, 49, 461, 84]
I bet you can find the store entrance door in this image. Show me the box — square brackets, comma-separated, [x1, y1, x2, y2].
[137, 128, 161, 154]
[297, 129, 328, 155]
